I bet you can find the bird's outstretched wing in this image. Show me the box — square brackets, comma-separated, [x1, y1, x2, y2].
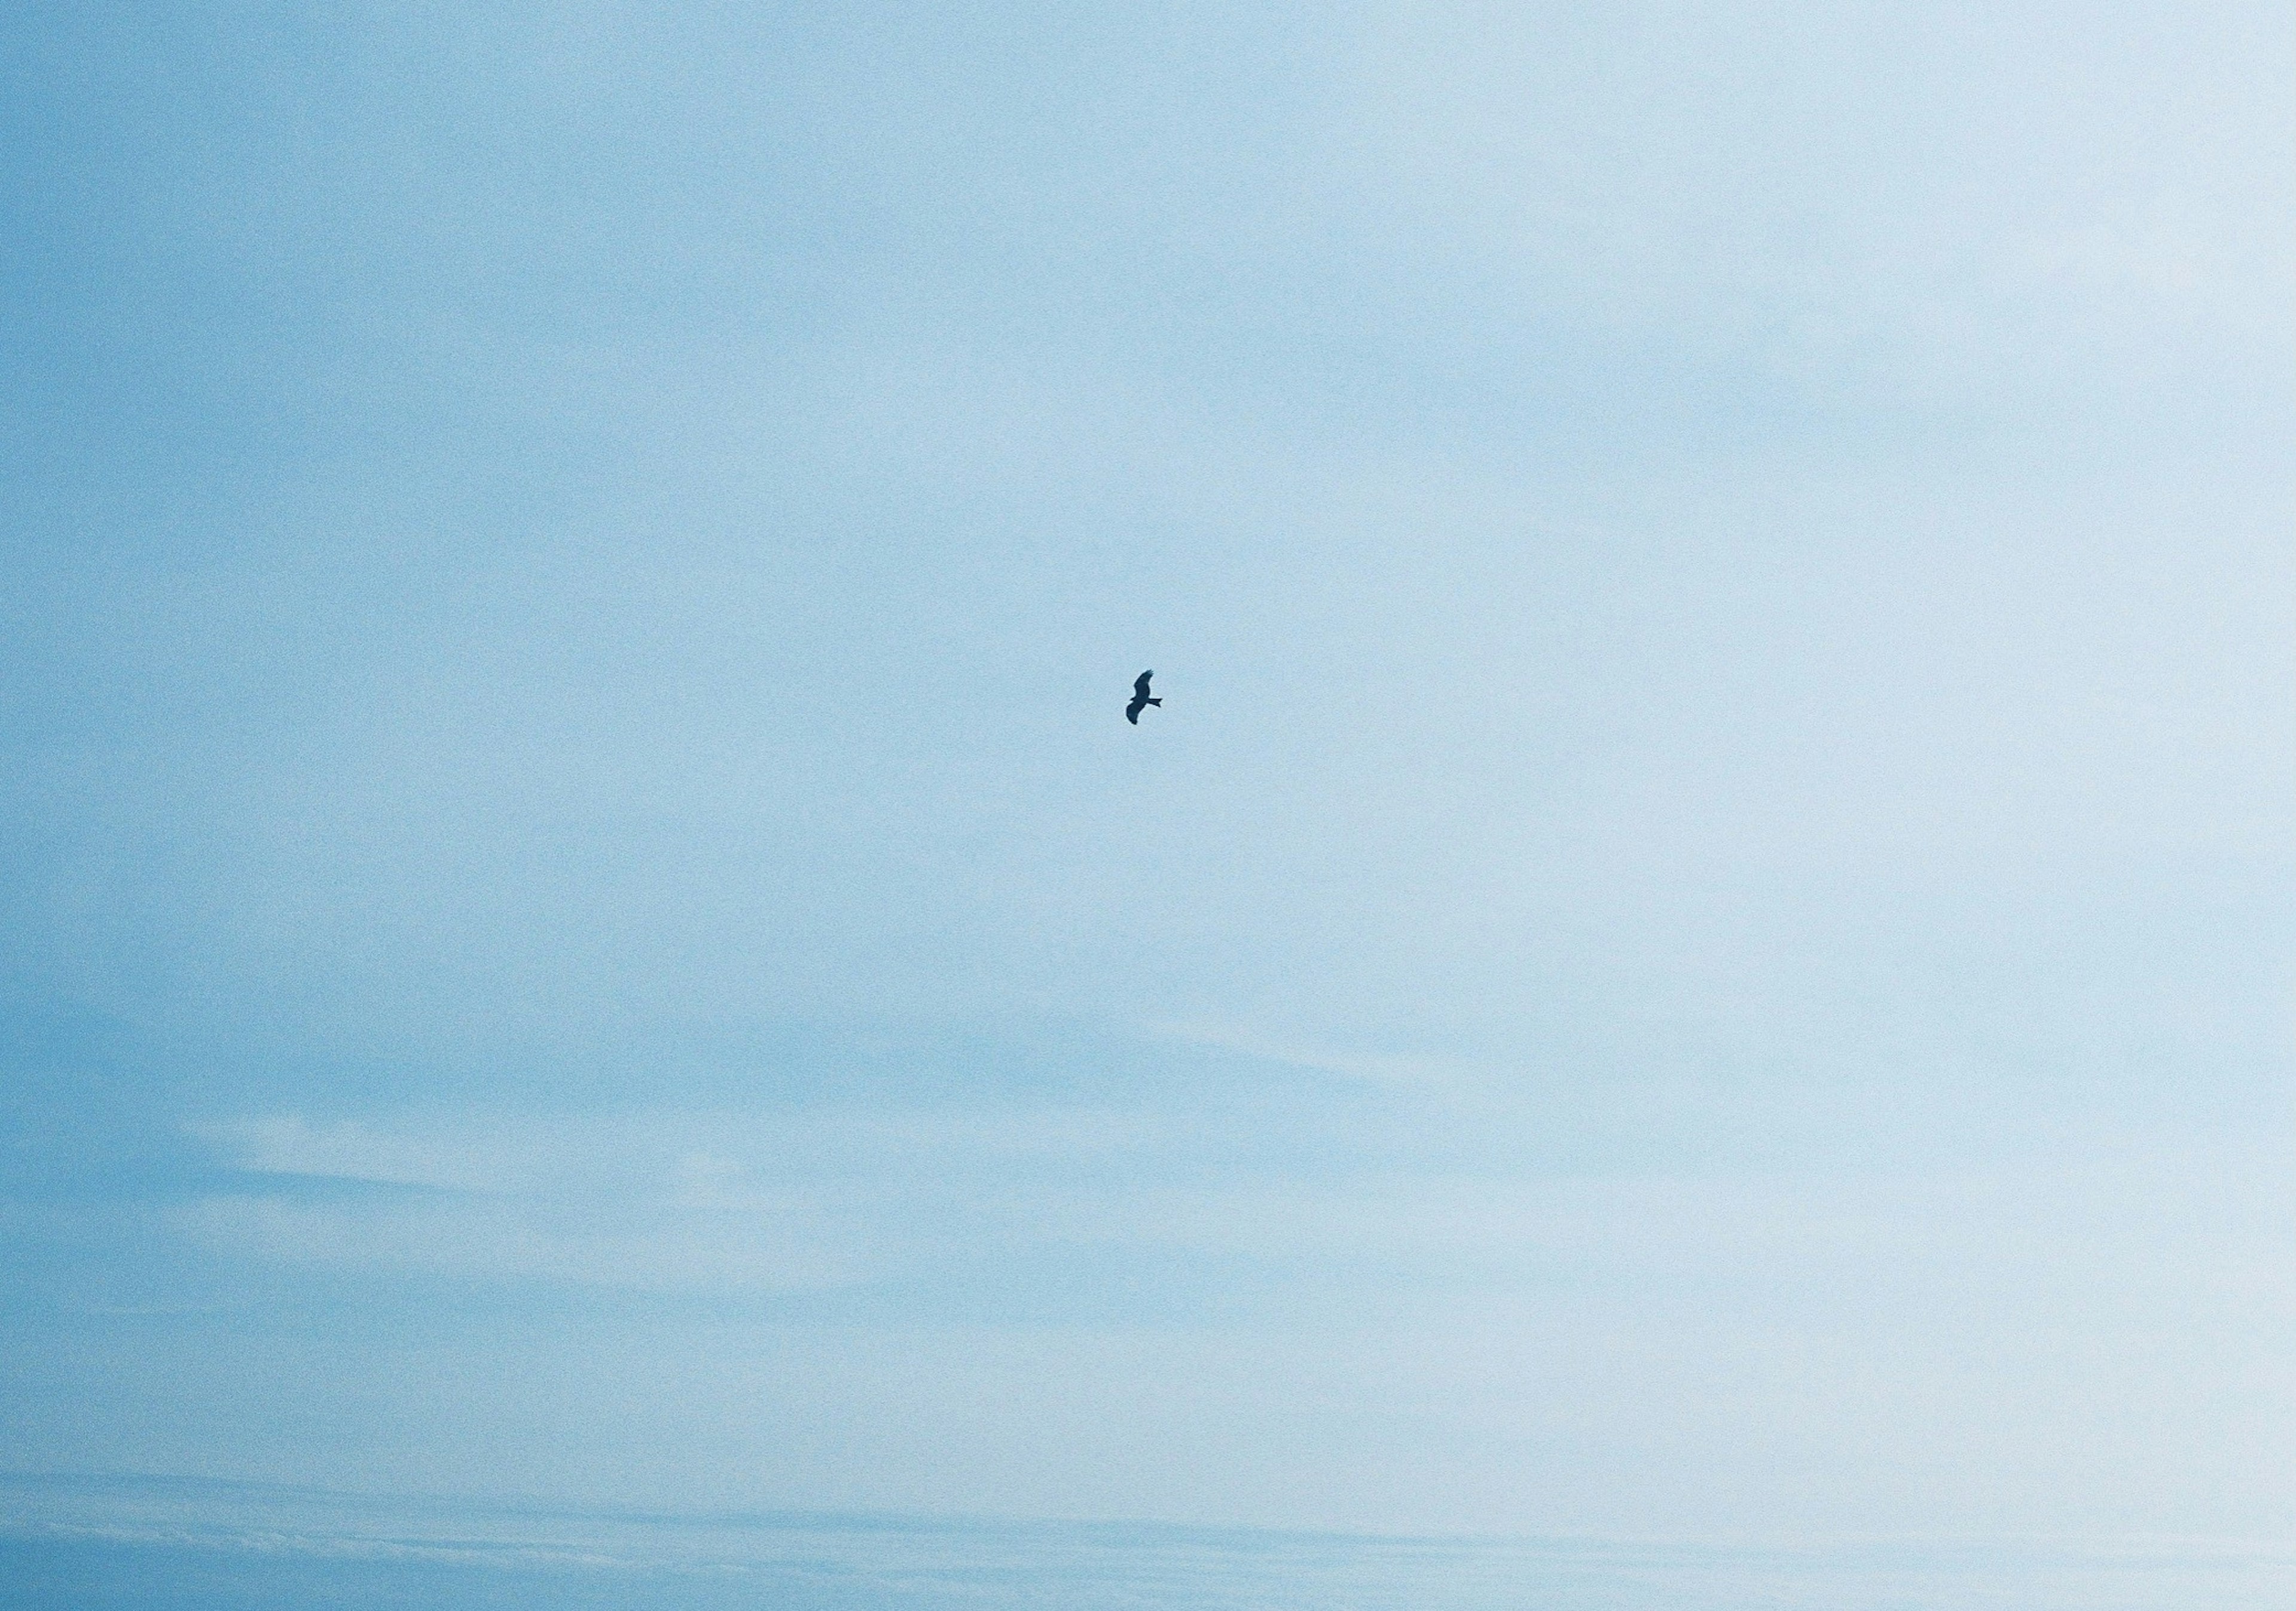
[1133, 670, 1154, 699]
[1125, 701, 1142, 724]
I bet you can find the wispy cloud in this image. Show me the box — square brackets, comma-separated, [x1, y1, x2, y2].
[191, 1114, 529, 1193]
[181, 1112, 875, 1291]
[175, 1104, 2292, 1328]
[171, 1191, 862, 1291]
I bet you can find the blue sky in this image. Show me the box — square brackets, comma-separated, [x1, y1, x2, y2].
[2, 0, 2291, 1547]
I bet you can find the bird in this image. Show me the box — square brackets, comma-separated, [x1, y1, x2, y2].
[1126, 670, 1162, 725]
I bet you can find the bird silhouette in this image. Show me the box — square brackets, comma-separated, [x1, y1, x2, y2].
[1126, 670, 1162, 725]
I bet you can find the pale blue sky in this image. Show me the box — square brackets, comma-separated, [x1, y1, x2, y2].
[2, 0, 2291, 1548]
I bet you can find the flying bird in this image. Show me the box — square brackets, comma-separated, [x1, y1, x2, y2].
[1126, 670, 1162, 725]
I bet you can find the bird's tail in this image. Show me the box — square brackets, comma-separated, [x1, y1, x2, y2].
[1146, 697, 1161, 707]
